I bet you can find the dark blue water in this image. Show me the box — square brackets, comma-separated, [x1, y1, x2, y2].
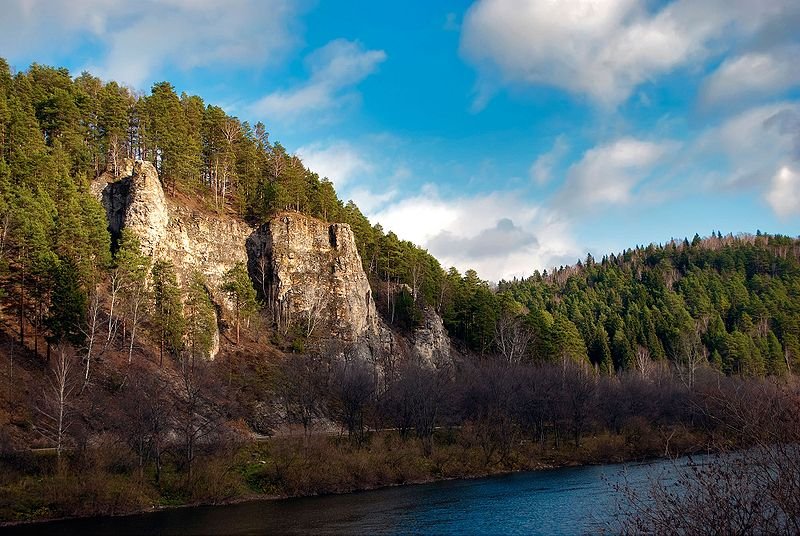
[5, 458, 682, 535]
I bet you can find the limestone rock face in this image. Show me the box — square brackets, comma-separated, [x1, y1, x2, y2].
[413, 306, 452, 369]
[248, 212, 377, 344]
[93, 160, 453, 366]
[100, 160, 169, 256]
[93, 160, 252, 359]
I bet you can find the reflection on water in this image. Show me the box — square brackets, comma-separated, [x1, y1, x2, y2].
[5, 457, 690, 535]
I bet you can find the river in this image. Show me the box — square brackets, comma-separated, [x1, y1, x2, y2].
[6, 457, 687, 535]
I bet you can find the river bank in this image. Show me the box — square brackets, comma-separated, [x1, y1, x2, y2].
[0, 425, 708, 527]
[2, 454, 711, 535]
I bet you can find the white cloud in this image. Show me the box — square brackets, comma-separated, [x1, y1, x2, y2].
[701, 46, 800, 106]
[459, 0, 798, 108]
[695, 102, 800, 191]
[251, 39, 386, 122]
[346, 188, 398, 213]
[766, 166, 800, 218]
[555, 137, 675, 210]
[530, 135, 569, 186]
[369, 187, 580, 281]
[0, 0, 304, 87]
[295, 141, 373, 189]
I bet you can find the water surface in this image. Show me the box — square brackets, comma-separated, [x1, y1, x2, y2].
[6, 458, 684, 535]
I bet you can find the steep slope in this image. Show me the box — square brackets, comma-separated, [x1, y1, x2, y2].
[91, 159, 452, 366]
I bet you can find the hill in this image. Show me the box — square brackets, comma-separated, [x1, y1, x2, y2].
[1, 59, 800, 524]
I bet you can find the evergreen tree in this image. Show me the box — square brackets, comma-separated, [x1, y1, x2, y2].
[151, 260, 184, 366]
[221, 261, 258, 344]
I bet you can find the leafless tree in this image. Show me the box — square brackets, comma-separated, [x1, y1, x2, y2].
[275, 354, 328, 439]
[122, 272, 149, 364]
[634, 345, 653, 379]
[35, 345, 78, 471]
[118, 365, 174, 482]
[328, 357, 376, 443]
[560, 360, 597, 448]
[219, 118, 240, 208]
[674, 327, 707, 390]
[80, 287, 103, 388]
[303, 284, 325, 339]
[493, 310, 532, 364]
[174, 354, 228, 482]
[385, 362, 446, 455]
[617, 378, 800, 534]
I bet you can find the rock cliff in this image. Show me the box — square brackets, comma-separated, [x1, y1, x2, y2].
[412, 306, 452, 369]
[95, 160, 251, 293]
[247, 212, 377, 344]
[93, 159, 452, 366]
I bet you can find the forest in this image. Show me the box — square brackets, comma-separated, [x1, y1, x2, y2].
[0, 60, 799, 526]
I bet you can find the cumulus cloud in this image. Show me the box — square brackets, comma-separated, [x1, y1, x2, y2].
[295, 140, 373, 189]
[766, 166, 800, 218]
[695, 102, 800, 192]
[369, 188, 579, 281]
[428, 218, 539, 260]
[0, 0, 304, 87]
[251, 39, 386, 122]
[346, 188, 398, 214]
[530, 135, 569, 186]
[701, 46, 800, 106]
[555, 137, 675, 210]
[459, 0, 799, 108]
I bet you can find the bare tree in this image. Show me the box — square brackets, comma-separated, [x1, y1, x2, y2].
[275, 354, 327, 440]
[674, 328, 707, 390]
[35, 345, 78, 471]
[81, 288, 103, 388]
[219, 118, 239, 208]
[494, 310, 532, 364]
[303, 288, 324, 339]
[385, 362, 446, 455]
[634, 345, 653, 380]
[118, 365, 174, 482]
[329, 357, 376, 444]
[617, 378, 800, 534]
[123, 272, 149, 364]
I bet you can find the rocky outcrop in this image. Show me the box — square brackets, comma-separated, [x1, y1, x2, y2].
[93, 160, 251, 294]
[99, 160, 168, 256]
[413, 306, 452, 369]
[93, 160, 452, 366]
[93, 160, 252, 358]
[247, 212, 379, 344]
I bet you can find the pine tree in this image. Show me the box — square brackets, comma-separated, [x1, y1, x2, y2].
[221, 262, 258, 344]
[184, 272, 216, 361]
[151, 260, 184, 366]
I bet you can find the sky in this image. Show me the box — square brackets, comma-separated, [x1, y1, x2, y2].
[2, 0, 799, 282]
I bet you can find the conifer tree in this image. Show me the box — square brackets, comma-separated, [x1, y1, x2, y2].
[221, 262, 258, 344]
[151, 260, 184, 366]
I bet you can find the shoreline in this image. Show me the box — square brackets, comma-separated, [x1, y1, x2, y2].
[0, 446, 703, 529]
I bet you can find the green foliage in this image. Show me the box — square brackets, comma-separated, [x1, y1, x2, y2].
[184, 271, 217, 361]
[2, 58, 799, 375]
[45, 257, 87, 348]
[151, 260, 184, 363]
[221, 262, 258, 344]
[499, 234, 800, 376]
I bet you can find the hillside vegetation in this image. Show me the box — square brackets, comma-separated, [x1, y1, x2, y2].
[0, 60, 799, 524]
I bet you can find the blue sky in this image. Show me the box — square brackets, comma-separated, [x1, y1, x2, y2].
[2, 0, 800, 281]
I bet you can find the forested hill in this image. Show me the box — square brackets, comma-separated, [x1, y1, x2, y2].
[1, 58, 799, 377]
[496, 233, 800, 376]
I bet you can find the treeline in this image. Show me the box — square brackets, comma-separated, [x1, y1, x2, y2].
[494, 233, 800, 377]
[0, 59, 448, 345]
[2, 58, 800, 379]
